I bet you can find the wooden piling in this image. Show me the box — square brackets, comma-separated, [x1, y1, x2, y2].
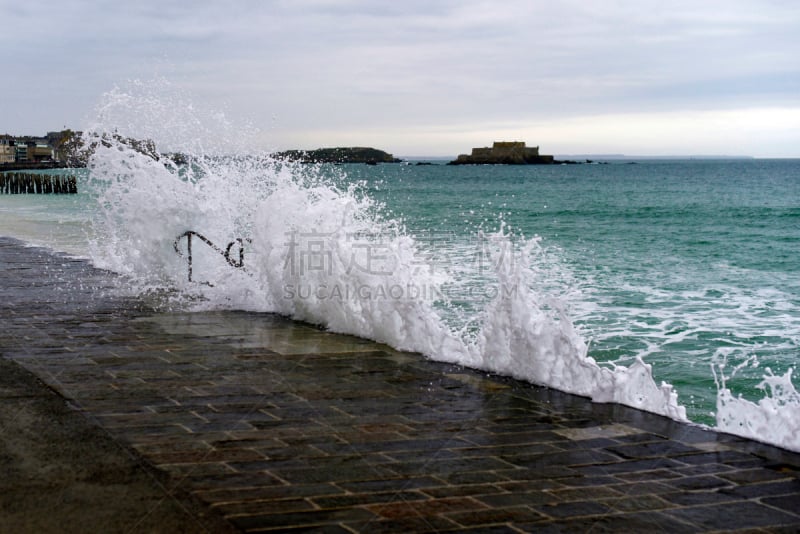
[0, 172, 78, 194]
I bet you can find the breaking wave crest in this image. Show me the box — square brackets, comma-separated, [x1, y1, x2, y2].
[85, 81, 800, 451]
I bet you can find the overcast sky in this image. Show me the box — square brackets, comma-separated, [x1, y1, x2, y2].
[3, 0, 799, 156]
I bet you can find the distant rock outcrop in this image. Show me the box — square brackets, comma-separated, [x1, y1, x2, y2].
[273, 147, 401, 164]
[449, 141, 555, 165]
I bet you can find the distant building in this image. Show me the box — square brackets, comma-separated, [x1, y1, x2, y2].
[0, 129, 136, 167]
[29, 140, 55, 162]
[13, 140, 52, 162]
[450, 141, 555, 165]
[0, 136, 14, 164]
[15, 142, 29, 162]
[0, 131, 71, 164]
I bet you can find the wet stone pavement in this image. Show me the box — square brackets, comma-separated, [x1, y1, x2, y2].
[1, 237, 800, 533]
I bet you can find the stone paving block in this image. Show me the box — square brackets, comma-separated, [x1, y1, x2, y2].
[765, 462, 800, 477]
[446, 505, 548, 526]
[316, 436, 473, 455]
[535, 500, 614, 519]
[665, 501, 800, 530]
[194, 483, 342, 505]
[496, 479, 565, 493]
[366, 496, 485, 519]
[607, 481, 677, 496]
[602, 494, 674, 513]
[718, 467, 794, 484]
[660, 490, 743, 506]
[548, 486, 623, 502]
[502, 448, 621, 468]
[605, 440, 704, 459]
[387, 456, 516, 477]
[385, 448, 461, 462]
[613, 468, 683, 482]
[159, 461, 237, 478]
[453, 442, 563, 458]
[211, 497, 317, 517]
[107, 423, 194, 439]
[568, 437, 623, 449]
[665, 475, 733, 491]
[171, 472, 287, 491]
[673, 462, 736, 476]
[677, 450, 763, 466]
[337, 476, 444, 493]
[270, 464, 399, 485]
[519, 511, 698, 533]
[420, 482, 505, 498]
[95, 411, 207, 428]
[555, 474, 617, 487]
[575, 457, 685, 476]
[439, 470, 512, 485]
[208, 437, 288, 451]
[121, 429, 233, 446]
[761, 493, 800, 514]
[462, 430, 569, 446]
[148, 448, 268, 465]
[476, 491, 563, 508]
[229, 507, 378, 531]
[553, 423, 641, 441]
[494, 466, 577, 481]
[344, 516, 461, 533]
[311, 490, 428, 509]
[132, 439, 215, 455]
[720, 478, 800, 499]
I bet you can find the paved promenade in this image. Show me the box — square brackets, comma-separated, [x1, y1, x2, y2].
[1, 237, 799, 532]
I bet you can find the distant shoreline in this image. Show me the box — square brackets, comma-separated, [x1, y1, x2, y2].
[400, 154, 758, 161]
[555, 154, 755, 160]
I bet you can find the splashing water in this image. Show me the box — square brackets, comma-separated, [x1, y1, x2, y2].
[85, 81, 800, 451]
[713, 349, 800, 451]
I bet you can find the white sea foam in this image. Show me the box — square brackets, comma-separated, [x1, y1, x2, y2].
[85, 82, 800, 451]
[713, 349, 800, 451]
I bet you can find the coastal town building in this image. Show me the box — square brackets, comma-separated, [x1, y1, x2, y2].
[0, 131, 75, 165]
[0, 136, 14, 164]
[0, 130, 164, 169]
[23, 140, 55, 162]
[15, 143, 28, 162]
[4, 137, 54, 163]
[13, 141, 44, 163]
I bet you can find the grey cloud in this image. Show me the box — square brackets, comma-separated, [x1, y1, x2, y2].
[2, 0, 799, 154]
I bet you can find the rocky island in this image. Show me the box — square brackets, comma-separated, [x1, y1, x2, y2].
[273, 147, 401, 164]
[449, 141, 556, 165]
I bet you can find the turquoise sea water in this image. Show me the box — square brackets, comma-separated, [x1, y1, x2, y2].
[343, 159, 800, 424]
[1, 159, 798, 428]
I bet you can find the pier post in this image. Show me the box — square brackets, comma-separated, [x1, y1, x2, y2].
[0, 172, 78, 194]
